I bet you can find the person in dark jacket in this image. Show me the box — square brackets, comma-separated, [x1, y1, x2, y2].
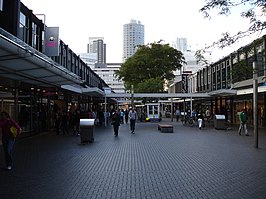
[111, 109, 120, 137]
[61, 111, 69, 135]
[125, 109, 129, 124]
[54, 111, 61, 135]
[72, 109, 80, 136]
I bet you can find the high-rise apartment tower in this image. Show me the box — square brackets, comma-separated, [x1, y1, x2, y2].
[87, 37, 106, 64]
[123, 19, 144, 62]
[176, 38, 187, 52]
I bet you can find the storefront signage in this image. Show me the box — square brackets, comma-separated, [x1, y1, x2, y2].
[45, 27, 59, 56]
[104, 87, 111, 94]
[182, 74, 188, 93]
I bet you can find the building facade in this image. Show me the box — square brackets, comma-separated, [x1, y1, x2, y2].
[195, 35, 266, 127]
[93, 63, 126, 94]
[78, 53, 97, 69]
[175, 37, 188, 52]
[0, 0, 109, 136]
[123, 19, 144, 62]
[169, 38, 212, 94]
[87, 37, 106, 64]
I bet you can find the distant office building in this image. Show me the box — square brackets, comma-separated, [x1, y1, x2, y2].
[87, 37, 106, 64]
[170, 38, 212, 93]
[93, 63, 126, 93]
[172, 38, 188, 52]
[123, 19, 144, 62]
[79, 53, 125, 93]
[171, 38, 212, 75]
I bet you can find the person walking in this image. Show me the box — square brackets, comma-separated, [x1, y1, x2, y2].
[205, 107, 211, 123]
[129, 108, 137, 134]
[125, 109, 129, 124]
[120, 109, 124, 124]
[72, 109, 80, 136]
[61, 111, 69, 135]
[0, 111, 21, 170]
[197, 112, 204, 130]
[238, 109, 249, 136]
[111, 109, 120, 137]
[54, 111, 61, 135]
[175, 108, 181, 122]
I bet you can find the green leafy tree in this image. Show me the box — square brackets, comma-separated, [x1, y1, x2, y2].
[200, 0, 266, 49]
[196, 0, 266, 63]
[116, 41, 186, 93]
[136, 77, 163, 93]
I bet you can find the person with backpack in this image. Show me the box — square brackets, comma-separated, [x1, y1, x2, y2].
[0, 111, 21, 170]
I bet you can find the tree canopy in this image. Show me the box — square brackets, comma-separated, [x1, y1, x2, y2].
[200, 0, 266, 49]
[116, 41, 186, 93]
[196, 0, 266, 72]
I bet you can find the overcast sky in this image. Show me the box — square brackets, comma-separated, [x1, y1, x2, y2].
[21, 0, 264, 63]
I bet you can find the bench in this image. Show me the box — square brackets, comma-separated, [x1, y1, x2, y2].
[158, 124, 174, 133]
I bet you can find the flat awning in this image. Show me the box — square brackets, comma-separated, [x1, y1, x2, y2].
[81, 87, 104, 97]
[105, 92, 210, 98]
[237, 86, 266, 95]
[208, 89, 237, 96]
[0, 28, 83, 88]
[61, 85, 104, 97]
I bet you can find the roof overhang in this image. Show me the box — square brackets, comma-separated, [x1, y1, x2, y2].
[61, 85, 104, 97]
[0, 28, 83, 88]
[81, 87, 105, 97]
[237, 86, 266, 95]
[208, 89, 237, 97]
[105, 92, 210, 98]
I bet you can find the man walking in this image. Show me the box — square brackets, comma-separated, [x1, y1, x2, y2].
[238, 109, 249, 136]
[129, 108, 137, 134]
[175, 108, 180, 122]
[205, 107, 211, 123]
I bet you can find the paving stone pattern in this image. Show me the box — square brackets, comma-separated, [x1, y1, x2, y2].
[0, 120, 266, 199]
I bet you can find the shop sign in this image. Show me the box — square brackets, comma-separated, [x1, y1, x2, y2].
[45, 27, 59, 56]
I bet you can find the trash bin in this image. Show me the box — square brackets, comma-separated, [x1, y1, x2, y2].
[214, 115, 226, 130]
[79, 119, 95, 143]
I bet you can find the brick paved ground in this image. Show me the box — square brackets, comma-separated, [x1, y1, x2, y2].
[0, 118, 266, 199]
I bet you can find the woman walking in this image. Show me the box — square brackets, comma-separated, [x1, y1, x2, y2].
[0, 112, 21, 170]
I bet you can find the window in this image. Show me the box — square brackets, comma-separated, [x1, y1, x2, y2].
[32, 22, 38, 49]
[239, 52, 245, 61]
[18, 12, 29, 43]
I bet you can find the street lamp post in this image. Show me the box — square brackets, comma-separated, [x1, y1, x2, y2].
[131, 85, 134, 108]
[253, 61, 258, 148]
[103, 87, 111, 127]
[171, 97, 173, 122]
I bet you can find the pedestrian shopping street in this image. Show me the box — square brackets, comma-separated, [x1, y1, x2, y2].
[0, 119, 266, 199]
